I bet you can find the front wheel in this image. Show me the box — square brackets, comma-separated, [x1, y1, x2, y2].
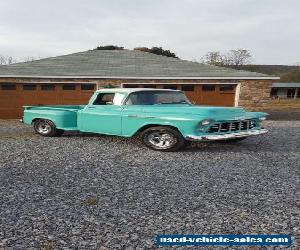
[141, 126, 186, 151]
[33, 119, 64, 137]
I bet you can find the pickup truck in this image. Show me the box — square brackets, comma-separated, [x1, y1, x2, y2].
[22, 88, 268, 151]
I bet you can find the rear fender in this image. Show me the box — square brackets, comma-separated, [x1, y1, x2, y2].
[23, 110, 78, 129]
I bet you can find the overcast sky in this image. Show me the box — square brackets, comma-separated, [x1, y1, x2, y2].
[0, 0, 299, 65]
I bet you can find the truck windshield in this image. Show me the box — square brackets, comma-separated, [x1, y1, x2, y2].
[125, 91, 191, 105]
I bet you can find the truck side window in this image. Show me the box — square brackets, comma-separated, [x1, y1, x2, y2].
[92, 93, 126, 105]
[93, 93, 115, 105]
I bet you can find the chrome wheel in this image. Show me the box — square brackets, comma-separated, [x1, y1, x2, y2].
[37, 121, 52, 135]
[147, 132, 177, 149]
[142, 126, 186, 151]
[33, 119, 63, 137]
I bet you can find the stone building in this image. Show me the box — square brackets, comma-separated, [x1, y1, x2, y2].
[0, 49, 279, 118]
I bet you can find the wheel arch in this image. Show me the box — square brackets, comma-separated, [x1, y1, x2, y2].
[31, 117, 57, 126]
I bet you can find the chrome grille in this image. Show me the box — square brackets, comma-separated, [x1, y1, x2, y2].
[208, 120, 256, 133]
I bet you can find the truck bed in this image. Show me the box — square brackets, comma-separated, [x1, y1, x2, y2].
[23, 105, 86, 130]
[23, 105, 86, 112]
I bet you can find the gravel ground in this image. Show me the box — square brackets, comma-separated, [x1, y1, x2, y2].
[265, 111, 300, 121]
[0, 120, 299, 250]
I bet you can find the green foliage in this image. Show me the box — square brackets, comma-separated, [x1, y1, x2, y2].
[231, 65, 298, 75]
[95, 45, 124, 50]
[82, 197, 98, 205]
[134, 46, 178, 58]
[94, 45, 178, 58]
[134, 47, 150, 53]
[280, 68, 300, 82]
[103, 84, 116, 88]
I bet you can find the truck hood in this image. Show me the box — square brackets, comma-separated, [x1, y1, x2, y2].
[141, 105, 267, 120]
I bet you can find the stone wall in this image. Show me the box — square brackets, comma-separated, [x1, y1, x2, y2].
[238, 80, 274, 110]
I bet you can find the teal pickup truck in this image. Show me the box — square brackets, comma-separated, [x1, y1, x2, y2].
[23, 88, 268, 151]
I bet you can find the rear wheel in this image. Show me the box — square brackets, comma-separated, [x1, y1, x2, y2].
[141, 126, 186, 151]
[33, 119, 64, 137]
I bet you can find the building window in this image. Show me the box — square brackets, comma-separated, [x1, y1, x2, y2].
[143, 85, 156, 88]
[181, 85, 194, 91]
[202, 85, 215, 91]
[102, 84, 116, 89]
[81, 84, 95, 90]
[124, 84, 139, 88]
[163, 85, 177, 90]
[270, 88, 278, 98]
[41, 84, 55, 91]
[220, 85, 234, 91]
[287, 89, 295, 98]
[1, 84, 16, 90]
[23, 84, 37, 90]
[63, 84, 76, 90]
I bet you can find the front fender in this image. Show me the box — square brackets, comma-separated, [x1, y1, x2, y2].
[122, 116, 198, 137]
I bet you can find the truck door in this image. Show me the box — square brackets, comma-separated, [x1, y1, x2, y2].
[79, 92, 125, 135]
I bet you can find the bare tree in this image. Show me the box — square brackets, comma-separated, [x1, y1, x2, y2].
[22, 56, 36, 62]
[0, 54, 41, 65]
[0, 55, 17, 65]
[6, 56, 16, 64]
[205, 52, 223, 66]
[0, 56, 6, 65]
[228, 49, 252, 66]
[204, 49, 252, 67]
[221, 53, 233, 66]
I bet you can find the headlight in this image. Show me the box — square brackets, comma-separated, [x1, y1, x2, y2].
[259, 117, 266, 121]
[200, 119, 214, 126]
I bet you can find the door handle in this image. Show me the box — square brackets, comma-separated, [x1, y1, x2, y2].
[88, 107, 96, 109]
[127, 115, 138, 118]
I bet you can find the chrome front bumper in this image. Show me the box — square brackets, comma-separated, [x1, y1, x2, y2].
[185, 129, 268, 141]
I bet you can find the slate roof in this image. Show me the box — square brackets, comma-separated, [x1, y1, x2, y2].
[0, 50, 277, 79]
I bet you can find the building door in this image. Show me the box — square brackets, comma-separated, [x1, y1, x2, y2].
[0, 83, 96, 119]
[181, 84, 236, 106]
[0, 83, 21, 119]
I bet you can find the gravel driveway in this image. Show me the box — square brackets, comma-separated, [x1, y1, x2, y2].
[0, 120, 299, 249]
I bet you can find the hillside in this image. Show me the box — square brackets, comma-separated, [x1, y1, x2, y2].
[227, 65, 300, 82]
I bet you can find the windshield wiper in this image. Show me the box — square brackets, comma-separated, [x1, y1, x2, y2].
[173, 101, 190, 104]
[154, 101, 190, 105]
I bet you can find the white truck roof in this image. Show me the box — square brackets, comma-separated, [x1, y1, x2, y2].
[96, 88, 180, 93]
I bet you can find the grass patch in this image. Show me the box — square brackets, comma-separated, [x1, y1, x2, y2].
[82, 197, 98, 206]
[42, 239, 54, 250]
[0, 132, 34, 140]
[263, 99, 300, 110]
